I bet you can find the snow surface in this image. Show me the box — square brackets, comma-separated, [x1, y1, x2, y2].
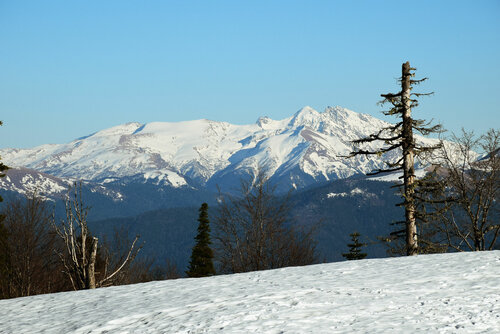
[1, 251, 499, 333]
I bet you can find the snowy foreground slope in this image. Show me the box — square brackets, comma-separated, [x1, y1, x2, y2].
[1, 252, 499, 333]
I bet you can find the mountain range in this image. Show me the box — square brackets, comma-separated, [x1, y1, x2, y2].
[0, 106, 431, 267]
[1, 106, 426, 198]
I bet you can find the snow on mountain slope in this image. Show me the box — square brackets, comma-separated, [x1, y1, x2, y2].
[1, 251, 498, 333]
[0, 167, 125, 202]
[0, 106, 430, 189]
[0, 167, 71, 198]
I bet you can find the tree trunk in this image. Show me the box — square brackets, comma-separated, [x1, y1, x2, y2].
[85, 237, 98, 289]
[401, 61, 418, 255]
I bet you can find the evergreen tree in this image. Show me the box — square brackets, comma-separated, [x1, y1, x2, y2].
[186, 203, 215, 277]
[342, 232, 367, 260]
[347, 62, 442, 255]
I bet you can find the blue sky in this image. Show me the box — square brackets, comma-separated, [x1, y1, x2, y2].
[0, 0, 499, 148]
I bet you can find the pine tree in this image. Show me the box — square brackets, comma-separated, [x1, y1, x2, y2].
[347, 62, 442, 256]
[342, 232, 367, 260]
[186, 203, 215, 277]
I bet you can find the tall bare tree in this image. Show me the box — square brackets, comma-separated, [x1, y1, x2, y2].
[347, 61, 442, 255]
[213, 169, 318, 273]
[53, 184, 142, 290]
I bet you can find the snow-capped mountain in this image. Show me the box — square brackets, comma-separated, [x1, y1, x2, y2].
[1, 106, 409, 192]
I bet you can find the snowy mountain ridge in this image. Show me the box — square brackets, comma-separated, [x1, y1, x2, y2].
[1, 106, 414, 192]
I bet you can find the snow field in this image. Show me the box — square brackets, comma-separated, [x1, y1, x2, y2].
[1, 251, 499, 333]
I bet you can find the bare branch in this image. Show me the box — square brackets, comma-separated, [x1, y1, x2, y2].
[99, 235, 141, 286]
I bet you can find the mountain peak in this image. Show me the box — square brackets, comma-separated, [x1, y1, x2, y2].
[256, 116, 272, 127]
[92, 122, 144, 138]
[294, 106, 318, 117]
[289, 106, 321, 127]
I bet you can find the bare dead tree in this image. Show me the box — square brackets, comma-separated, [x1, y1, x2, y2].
[421, 129, 500, 251]
[53, 183, 142, 290]
[213, 169, 318, 274]
[347, 61, 442, 256]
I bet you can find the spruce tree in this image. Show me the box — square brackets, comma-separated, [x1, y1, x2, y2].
[347, 62, 442, 255]
[342, 232, 367, 260]
[186, 203, 215, 277]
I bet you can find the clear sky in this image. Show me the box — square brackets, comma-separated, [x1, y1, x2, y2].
[1, 0, 499, 148]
